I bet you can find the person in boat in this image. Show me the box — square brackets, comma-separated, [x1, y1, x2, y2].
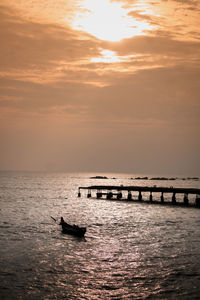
[59, 217, 69, 226]
[60, 217, 79, 229]
[60, 217, 77, 227]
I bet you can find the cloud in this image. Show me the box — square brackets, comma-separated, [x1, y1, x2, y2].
[170, 0, 198, 6]
[1, 2, 199, 124]
[105, 35, 200, 63]
[1, 62, 199, 128]
[128, 10, 161, 26]
[0, 5, 100, 78]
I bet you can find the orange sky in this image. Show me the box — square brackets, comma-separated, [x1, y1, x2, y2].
[0, 0, 200, 175]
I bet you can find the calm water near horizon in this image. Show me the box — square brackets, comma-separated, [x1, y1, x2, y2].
[0, 171, 200, 299]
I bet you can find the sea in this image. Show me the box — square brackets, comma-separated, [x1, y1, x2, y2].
[0, 171, 200, 300]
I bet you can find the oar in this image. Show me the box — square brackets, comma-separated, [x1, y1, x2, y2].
[50, 216, 57, 223]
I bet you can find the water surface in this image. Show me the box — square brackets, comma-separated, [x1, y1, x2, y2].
[0, 172, 200, 299]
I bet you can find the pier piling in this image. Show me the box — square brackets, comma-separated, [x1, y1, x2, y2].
[127, 191, 132, 200]
[87, 189, 91, 198]
[161, 192, 164, 203]
[149, 192, 153, 202]
[196, 195, 200, 208]
[184, 193, 189, 205]
[172, 192, 176, 204]
[107, 192, 113, 199]
[97, 190, 102, 198]
[117, 192, 122, 199]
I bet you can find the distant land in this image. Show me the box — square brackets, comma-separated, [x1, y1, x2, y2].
[90, 176, 108, 179]
[133, 177, 199, 181]
[90, 176, 199, 181]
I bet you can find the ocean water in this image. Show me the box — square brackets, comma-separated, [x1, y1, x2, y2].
[0, 171, 200, 300]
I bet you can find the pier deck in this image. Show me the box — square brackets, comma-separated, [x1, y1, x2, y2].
[78, 185, 200, 207]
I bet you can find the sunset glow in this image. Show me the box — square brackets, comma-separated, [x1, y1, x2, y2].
[70, 0, 153, 41]
[0, 0, 200, 174]
[91, 49, 120, 63]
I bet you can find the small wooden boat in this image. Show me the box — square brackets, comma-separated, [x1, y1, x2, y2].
[59, 217, 86, 237]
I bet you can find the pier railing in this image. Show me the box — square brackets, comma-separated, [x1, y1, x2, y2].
[78, 185, 200, 208]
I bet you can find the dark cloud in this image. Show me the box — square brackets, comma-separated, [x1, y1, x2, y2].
[170, 0, 198, 6]
[1, 62, 199, 127]
[105, 35, 200, 58]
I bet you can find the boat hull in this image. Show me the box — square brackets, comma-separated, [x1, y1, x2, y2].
[61, 224, 86, 237]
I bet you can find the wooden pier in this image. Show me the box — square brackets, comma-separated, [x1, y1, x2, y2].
[78, 185, 200, 208]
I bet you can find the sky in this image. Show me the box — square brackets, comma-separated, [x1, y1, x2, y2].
[0, 0, 199, 175]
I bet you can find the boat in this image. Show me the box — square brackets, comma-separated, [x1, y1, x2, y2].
[59, 217, 86, 237]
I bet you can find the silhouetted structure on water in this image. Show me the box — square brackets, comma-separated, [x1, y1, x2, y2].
[78, 185, 200, 208]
